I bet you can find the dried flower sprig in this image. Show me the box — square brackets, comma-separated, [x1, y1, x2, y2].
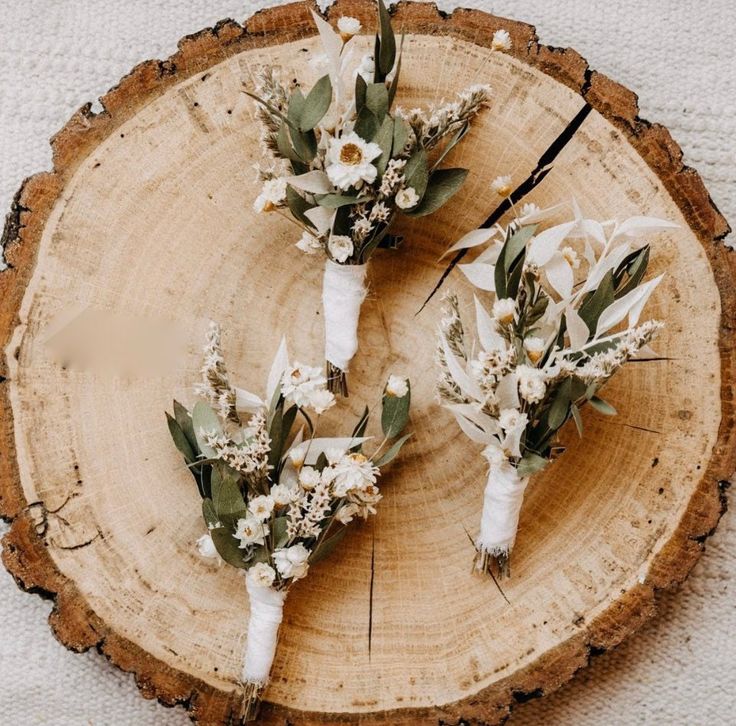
[245, 0, 493, 395]
[437, 197, 677, 577]
[166, 322, 411, 720]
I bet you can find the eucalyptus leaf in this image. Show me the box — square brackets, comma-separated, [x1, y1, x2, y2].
[392, 117, 409, 156]
[316, 193, 367, 208]
[431, 121, 469, 171]
[589, 396, 617, 416]
[503, 225, 536, 274]
[300, 74, 332, 131]
[192, 401, 222, 458]
[374, 116, 394, 176]
[403, 149, 429, 198]
[289, 126, 318, 162]
[405, 168, 468, 217]
[276, 121, 303, 163]
[272, 516, 289, 548]
[377, 0, 396, 78]
[366, 82, 389, 120]
[355, 73, 367, 114]
[286, 185, 316, 227]
[374, 432, 412, 467]
[578, 269, 615, 332]
[381, 383, 411, 438]
[387, 34, 404, 107]
[210, 527, 248, 569]
[517, 452, 549, 478]
[352, 406, 370, 440]
[354, 107, 379, 140]
[173, 400, 197, 452]
[166, 412, 196, 463]
[570, 403, 583, 437]
[548, 379, 571, 431]
[211, 464, 248, 519]
[202, 498, 219, 528]
[287, 88, 305, 125]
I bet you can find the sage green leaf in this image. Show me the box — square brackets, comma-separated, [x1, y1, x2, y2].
[579, 269, 615, 332]
[405, 168, 468, 217]
[517, 452, 549, 478]
[387, 34, 404, 107]
[277, 122, 303, 164]
[287, 88, 305, 125]
[202, 498, 219, 528]
[286, 185, 316, 227]
[316, 193, 367, 208]
[268, 404, 297, 470]
[615, 245, 650, 298]
[173, 400, 197, 451]
[366, 82, 389, 120]
[211, 463, 248, 519]
[354, 107, 379, 140]
[548, 378, 572, 431]
[300, 74, 332, 131]
[355, 73, 367, 114]
[377, 0, 396, 77]
[352, 406, 370, 439]
[392, 117, 409, 156]
[309, 526, 347, 565]
[192, 401, 222, 458]
[503, 225, 536, 274]
[210, 527, 248, 569]
[374, 433, 412, 467]
[381, 382, 411, 438]
[166, 412, 196, 463]
[570, 403, 583, 437]
[403, 149, 429, 198]
[248, 546, 271, 566]
[589, 396, 617, 416]
[431, 121, 469, 170]
[272, 516, 289, 548]
[289, 126, 317, 162]
[374, 116, 394, 176]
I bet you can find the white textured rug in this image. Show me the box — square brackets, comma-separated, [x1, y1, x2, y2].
[0, 1, 733, 724]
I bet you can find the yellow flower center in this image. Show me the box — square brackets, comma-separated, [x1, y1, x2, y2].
[348, 453, 367, 464]
[339, 142, 364, 166]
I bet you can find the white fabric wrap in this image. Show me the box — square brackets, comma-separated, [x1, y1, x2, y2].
[322, 260, 368, 371]
[476, 462, 529, 555]
[242, 571, 287, 685]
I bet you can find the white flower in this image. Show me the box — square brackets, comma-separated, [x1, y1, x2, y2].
[298, 466, 321, 491]
[335, 502, 359, 525]
[370, 202, 391, 222]
[328, 234, 354, 263]
[386, 374, 409, 398]
[270, 483, 292, 506]
[337, 16, 361, 40]
[296, 231, 322, 255]
[498, 408, 523, 432]
[288, 445, 306, 470]
[282, 362, 330, 410]
[498, 409, 528, 458]
[325, 447, 347, 465]
[492, 297, 516, 325]
[309, 387, 336, 414]
[196, 533, 219, 559]
[326, 132, 382, 190]
[351, 217, 372, 240]
[516, 364, 547, 404]
[253, 177, 288, 213]
[249, 562, 276, 588]
[395, 186, 420, 209]
[482, 442, 507, 466]
[249, 495, 275, 521]
[519, 202, 540, 219]
[234, 514, 269, 547]
[492, 29, 512, 51]
[561, 245, 580, 269]
[524, 336, 546, 364]
[331, 452, 379, 497]
[273, 544, 310, 580]
[491, 174, 513, 197]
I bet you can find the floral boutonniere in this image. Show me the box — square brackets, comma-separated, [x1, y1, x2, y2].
[436, 196, 677, 577]
[166, 323, 411, 720]
[246, 0, 493, 395]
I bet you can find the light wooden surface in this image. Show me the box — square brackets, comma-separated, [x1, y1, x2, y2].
[1, 1, 733, 723]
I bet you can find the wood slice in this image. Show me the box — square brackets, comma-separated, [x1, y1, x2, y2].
[1, 1, 733, 723]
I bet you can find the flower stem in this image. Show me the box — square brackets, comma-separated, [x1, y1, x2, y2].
[326, 361, 348, 397]
[239, 681, 264, 722]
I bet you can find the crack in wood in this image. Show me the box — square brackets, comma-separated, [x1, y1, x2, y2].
[367, 532, 375, 661]
[418, 102, 593, 313]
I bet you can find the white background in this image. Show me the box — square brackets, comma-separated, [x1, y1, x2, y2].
[0, 1, 734, 724]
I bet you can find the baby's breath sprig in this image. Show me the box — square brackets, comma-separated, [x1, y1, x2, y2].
[437, 191, 677, 578]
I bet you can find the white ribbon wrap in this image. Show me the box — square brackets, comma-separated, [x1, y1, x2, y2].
[476, 462, 529, 556]
[242, 571, 287, 685]
[322, 260, 368, 371]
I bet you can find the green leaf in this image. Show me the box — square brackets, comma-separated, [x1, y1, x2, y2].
[503, 225, 536, 274]
[517, 452, 549, 478]
[316, 193, 367, 208]
[431, 121, 469, 171]
[405, 168, 468, 217]
[300, 74, 332, 131]
[287, 88, 305, 125]
[277, 121, 303, 163]
[192, 401, 222, 458]
[366, 83, 389, 120]
[548, 378, 571, 431]
[381, 382, 411, 438]
[289, 126, 317, 162]
[309, 527, 347, 565]
[354, 107, 379, 141]
[355, 73, 367, 114]
[272, 516, 289, 548]
[166, 412, 196, 463]
[211, 463, 248, 519]
[615, 245, 650, 298]
[570, 403, 583, 437]
[268, 403, 297, 470]
[392, 117, 409, 157]
[374, 116, 394, 176]
[377, 0, 396, 78]
[387, 34, 404, 107]
[286, 185, 316, 227]
[374, 432, 412, 467]
[202, 498, 219, 528]
[589, 396, 617, 416]
[403, 149, 429, 199]
[210, 527, 248, 569]
[352, 406, 370, 439]
[579, 269, 615, 332]
[173, 400, 197, 451]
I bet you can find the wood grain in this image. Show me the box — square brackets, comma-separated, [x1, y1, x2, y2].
[0, 1, 733, 723]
